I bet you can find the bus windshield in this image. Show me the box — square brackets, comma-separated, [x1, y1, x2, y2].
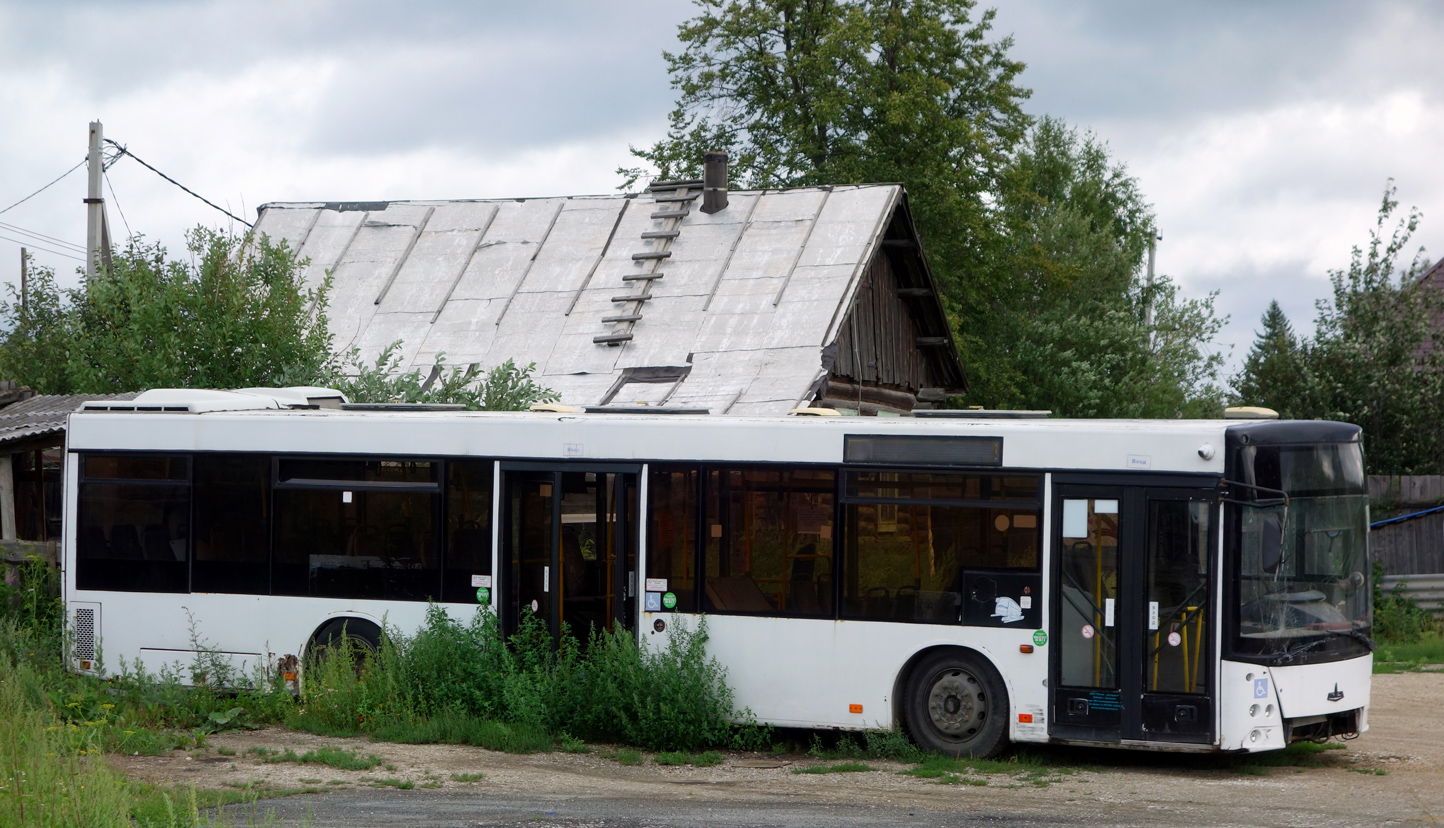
[1234, 442, 1371, 663]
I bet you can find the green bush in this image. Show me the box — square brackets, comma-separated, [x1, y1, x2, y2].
[1373, 563, 1439, 644]
[292, 605, 748, 752]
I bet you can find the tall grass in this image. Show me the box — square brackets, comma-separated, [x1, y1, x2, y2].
[0, 619, 133, 827]
[291, 606, 751, 751]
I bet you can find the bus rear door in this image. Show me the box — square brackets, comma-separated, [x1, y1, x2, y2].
[500, 464, 639, 647]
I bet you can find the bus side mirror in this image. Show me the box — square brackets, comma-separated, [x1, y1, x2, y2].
[1261, 514, 1283, 574]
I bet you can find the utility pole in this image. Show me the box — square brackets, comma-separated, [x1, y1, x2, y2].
[18, 248, 25, 319]
[1143, 234, 1160, 330]
[84, 120, 113, 279]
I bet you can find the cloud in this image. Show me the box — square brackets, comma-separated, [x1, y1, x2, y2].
[992, 0, 1444, 379]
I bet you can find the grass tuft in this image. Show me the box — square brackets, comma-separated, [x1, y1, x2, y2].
[793, 761, 874, 774]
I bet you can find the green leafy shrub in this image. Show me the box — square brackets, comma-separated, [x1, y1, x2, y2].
[1373, 563, 1439, 644]
[291, 605, 746, 752]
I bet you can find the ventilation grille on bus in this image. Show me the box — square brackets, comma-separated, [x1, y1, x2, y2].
[73, 607, 96, 661]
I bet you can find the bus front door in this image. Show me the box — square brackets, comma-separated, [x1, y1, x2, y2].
[500, 466, 639, 647]
[1051, 484, 1215, 746]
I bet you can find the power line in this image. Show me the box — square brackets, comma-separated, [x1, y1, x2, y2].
[0, 233, 84, 262]
[0, 158, 87, 216]
[103, 139, 253, 228]
[104, 171, 133, 240]
[0, 220, 84, 252]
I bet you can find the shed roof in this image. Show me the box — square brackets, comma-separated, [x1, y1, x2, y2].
[0, 393, 137, 451]
[254, 183, 958, 415]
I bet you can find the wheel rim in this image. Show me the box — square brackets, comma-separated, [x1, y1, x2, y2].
[926, 667, 988, 741]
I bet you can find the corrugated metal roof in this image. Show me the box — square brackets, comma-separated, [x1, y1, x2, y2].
[254, 185, 904, 415]
[0, 393, 137, 449]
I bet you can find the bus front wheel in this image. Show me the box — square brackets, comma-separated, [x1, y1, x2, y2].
[903, 650, 1009, 758]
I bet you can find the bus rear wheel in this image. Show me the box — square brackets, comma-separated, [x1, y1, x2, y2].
[904, 650, 1009, 758]
[307, 618, 381, 678]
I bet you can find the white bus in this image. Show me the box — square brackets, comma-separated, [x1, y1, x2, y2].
[62, 388, 1373, 756]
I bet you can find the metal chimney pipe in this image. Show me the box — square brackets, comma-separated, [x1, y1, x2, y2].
[701, 151, 728, 214]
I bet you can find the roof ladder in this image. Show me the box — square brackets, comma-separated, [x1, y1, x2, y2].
[594, 179, 699, 346]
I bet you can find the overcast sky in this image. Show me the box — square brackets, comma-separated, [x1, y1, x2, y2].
[1, 0, 1439, 385]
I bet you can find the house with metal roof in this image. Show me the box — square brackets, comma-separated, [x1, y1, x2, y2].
[252, 162, 966, 416]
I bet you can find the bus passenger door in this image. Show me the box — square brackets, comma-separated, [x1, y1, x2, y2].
[1136, 493, 1214, 744]
[500, 466, 638, 647]
[1051, 483, 1216, 746]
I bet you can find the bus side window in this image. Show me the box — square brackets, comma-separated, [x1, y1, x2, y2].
[444, 460, 494, 603]
[646, 466, 698, 613]
[273, 459, 440, 602]
[840, 471, 1041, 624]
[76, 454, 190, 594]
[192, 454, 270, 595]
[703, 467, 835, 617]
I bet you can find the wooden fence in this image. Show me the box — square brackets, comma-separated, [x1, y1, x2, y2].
[1370, 476, 1444, 576]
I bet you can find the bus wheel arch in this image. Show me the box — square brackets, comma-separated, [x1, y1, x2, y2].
[304, 616, 383, 672]
[896, 645, 1011, 758]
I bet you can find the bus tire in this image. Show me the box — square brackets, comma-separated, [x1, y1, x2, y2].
[903, 650, 1009, 758]
[307, 617, 381, 671]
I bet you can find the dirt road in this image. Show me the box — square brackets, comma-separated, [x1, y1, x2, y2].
[114, 672, 1444, 827]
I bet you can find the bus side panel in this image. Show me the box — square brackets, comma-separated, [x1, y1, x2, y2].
[653, 613, 1047, 736]
[60, 591, 483, 682]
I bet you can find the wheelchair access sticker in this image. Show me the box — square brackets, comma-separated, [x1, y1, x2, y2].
[1254, 677, 1269, 699]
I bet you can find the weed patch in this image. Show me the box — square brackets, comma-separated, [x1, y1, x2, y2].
[450, 772, 485, 782]
[656, 750, 724, 767]
[794, 761, 874, 774]
[256, 745, 384, 770]
[610, 748, 643, 765]
[370, 711, 552, 754]
[299, 606, 748, 752]
[1375, 632, 1444, 672]
[559, 732, 591, 753]
[370, 778, 415, 790]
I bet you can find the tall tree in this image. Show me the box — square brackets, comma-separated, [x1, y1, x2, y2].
[1306, 185, 1443, 474]
[630, 6, 1225, 417]
[1231, 300, 1307, 416]
[964, 117, 1225, 417]
[1232, 183, 1444, 474]
[623, 0, 1031, 299]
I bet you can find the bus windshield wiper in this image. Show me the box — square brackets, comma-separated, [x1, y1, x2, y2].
[1272, 627, 1375, 664]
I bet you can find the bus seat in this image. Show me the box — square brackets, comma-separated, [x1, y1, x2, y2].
[110, 524, 142, 559]
[705, 575, 774, 612]
[894, 586, 918, 620]
[865, 586, 893, 617]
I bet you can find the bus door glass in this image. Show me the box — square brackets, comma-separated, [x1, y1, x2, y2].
[1052, 483, 1216, 745]
[1053, 489, 1125, 739]
[1139, 495, 1212, 742]
[501, 467, 638, 646]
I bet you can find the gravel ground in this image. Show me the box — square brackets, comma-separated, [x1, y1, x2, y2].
[111, 672, 1444, 827]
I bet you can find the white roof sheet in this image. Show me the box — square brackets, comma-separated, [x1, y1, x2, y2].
[254, 185, 902, 414]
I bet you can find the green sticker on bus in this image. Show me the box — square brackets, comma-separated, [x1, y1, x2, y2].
[476, 587, 491, 603]
[1033, 629, 1047, 647]
[662, 592, 677, 610]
